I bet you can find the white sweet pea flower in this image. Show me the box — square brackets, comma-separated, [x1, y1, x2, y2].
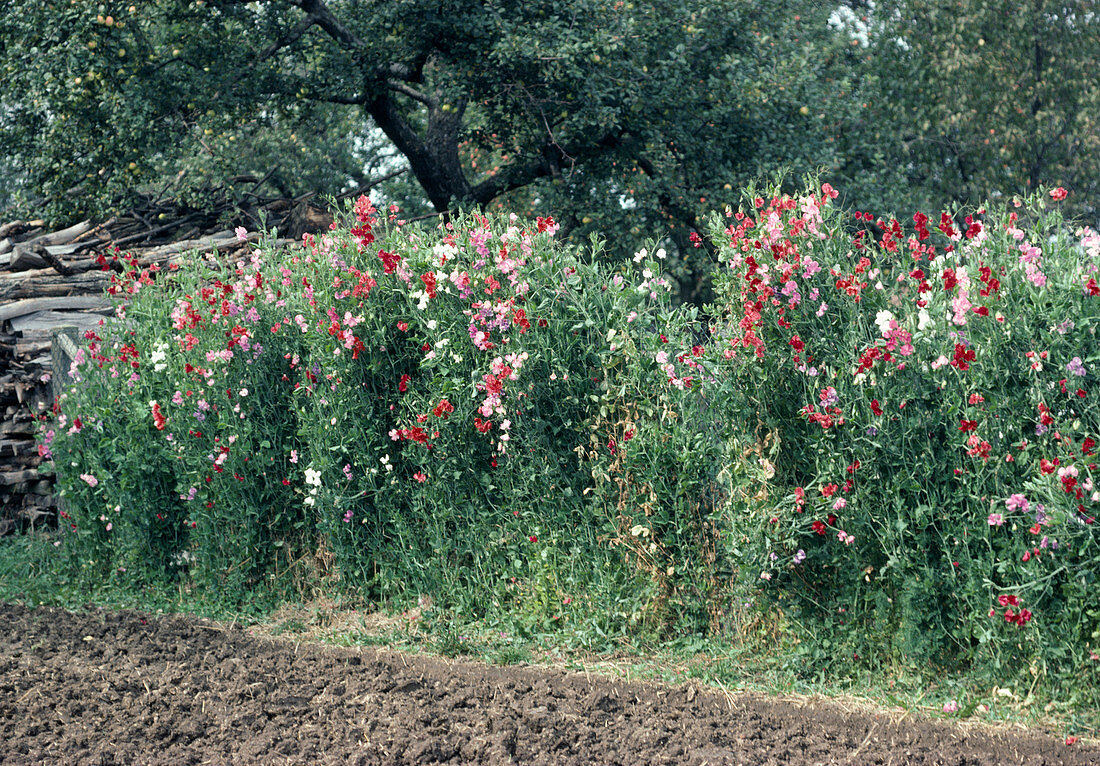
[917, 308, 933, 331]
[150, 342, 169, 373]
[874, 310, 895, 335]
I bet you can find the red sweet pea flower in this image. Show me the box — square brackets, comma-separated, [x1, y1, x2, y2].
[512, 308, 531, 333]
[151, 401, 167, 431]
[951, 343, 976, 371]
[420, 271, 437, 298]
[378, 249, 400, 274]
[1050, 187, 1068, 201]
[942, 269, 958, 291]
[938, 212, 959, 238]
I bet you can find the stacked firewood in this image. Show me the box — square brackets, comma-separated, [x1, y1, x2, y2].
[0, 196, 328, 534]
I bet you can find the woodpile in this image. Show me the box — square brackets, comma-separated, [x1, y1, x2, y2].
[0, 195, 329, 535]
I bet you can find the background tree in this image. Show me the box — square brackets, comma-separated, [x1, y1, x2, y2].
[0, 0, 863, 291]
[2, 1, 1095, 284]
[856, 0, 1099, 220]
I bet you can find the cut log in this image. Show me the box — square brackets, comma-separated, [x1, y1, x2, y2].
[0, 268, 112, 301]
[137, 231, 238, 263]
[8, 242, 90, 272]
[11, 310, 112, 335]
[0, 439, 27, 456]
[0, 220, 45, 239]
[26, 220, 92, 248]
[0, 296, 111, 323]
[14, 340, 52, 357]
[0, 468, 38, 486]
[1, 420, 37, 438]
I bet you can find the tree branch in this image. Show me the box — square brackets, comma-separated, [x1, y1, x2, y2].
[257, 16, 316, 63]
[295, 0, 367, 51]
[387, 79, 436, 107]
[292, 0, 414, 80]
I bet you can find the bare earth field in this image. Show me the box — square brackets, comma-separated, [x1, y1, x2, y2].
[0, 602, 1095, 765]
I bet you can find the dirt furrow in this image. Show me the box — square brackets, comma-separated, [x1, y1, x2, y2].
[0, 603, 1093, 765]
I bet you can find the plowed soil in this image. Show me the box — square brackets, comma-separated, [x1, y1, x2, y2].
[0, 602, 1094, 765]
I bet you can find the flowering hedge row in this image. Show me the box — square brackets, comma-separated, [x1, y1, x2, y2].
[46, 200, 732, 633]
[45, 184, 1100, 696]
[698, 184, 1100, 690]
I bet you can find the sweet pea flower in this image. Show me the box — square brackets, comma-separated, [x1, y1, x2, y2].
[988, 513, 1005, 526]
[79, 473, 98, 488]
[874, 310, 895, 335]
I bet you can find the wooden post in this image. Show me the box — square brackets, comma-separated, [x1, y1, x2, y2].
[50, 325, 80, 404]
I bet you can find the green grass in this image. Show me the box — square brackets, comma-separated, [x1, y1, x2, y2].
[2, 529, 1096, 741]
[0, 531, 279, 623]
